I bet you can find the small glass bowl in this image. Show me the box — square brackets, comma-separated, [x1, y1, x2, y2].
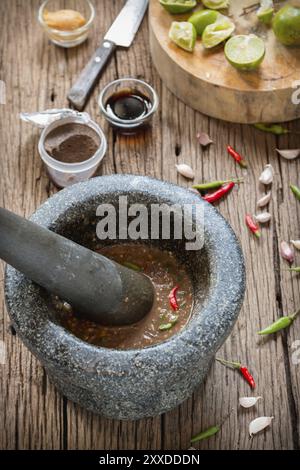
[38, 115, 107, 188]
[99, 78, 159, 134]
[38, 0, 95, 48]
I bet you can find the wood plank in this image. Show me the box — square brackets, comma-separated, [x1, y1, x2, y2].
[274, 121, 300, 449]
[160, 106, 294, 449]
[0, 0, 299, 450]
[0, 0, 63, 450]
[65, 1, 162, 451]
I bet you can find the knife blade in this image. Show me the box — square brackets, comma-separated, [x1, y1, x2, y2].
[68, 0, 148, 111]
[105, 0, 148, 47]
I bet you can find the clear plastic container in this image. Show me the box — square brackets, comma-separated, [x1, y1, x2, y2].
[38, 115, 107, 188]
[98, 78, 159, 134]
[38, 0, 95, 48]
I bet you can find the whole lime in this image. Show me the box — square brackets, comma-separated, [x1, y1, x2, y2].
[272, 5, 300, 46]
[188, 9, 219, 36]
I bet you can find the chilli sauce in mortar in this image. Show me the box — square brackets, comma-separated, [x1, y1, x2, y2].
[53, 244, 193, 350]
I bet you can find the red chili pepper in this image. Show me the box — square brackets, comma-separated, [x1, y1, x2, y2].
[240, 367, 256, 389]
[227, 145, 248, 168]
[203, 182, 235, 204]
[245, 214, 261, 238]
[216, 358, 256, 389]
[169, 286, 179, 311]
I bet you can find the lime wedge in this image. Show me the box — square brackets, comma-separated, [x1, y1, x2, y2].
[202, 0, 230, 10]
[257, 0, 274, 25]
[169, 21, 197, 51]
[160, 0, 197, 14]
[188, 9, 220, 36]
[202, 15, 235, 48]
[225, 34, 266, 70]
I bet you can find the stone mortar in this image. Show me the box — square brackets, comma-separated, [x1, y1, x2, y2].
[5, 175, 245, 420]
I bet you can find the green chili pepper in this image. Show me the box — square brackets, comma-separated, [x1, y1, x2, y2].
[290, 185, 300, 202]
[191, 425, 220, 443]
[258, 309, 300, 335]
[191, 408, 234, 444]
[288, 267, 300, 273]
[254, 123, 289, 135]
[122, 261, 142, 272]
[193, 178, 243, 191]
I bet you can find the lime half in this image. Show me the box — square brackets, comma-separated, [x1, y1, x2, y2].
[225, 34, 266, 71]
[257, 0, 274, 25]
[160, 0, 197, 14]
[169, 21, 197, 51]
[188, 9, 220, 36]
[202, 15, 235, 48]
[202, 0, 229, 10]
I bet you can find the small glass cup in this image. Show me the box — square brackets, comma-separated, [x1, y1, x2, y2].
[38, 115, 107, 188]
[38, 0, 95, 48]
[98, 78, 159, 134]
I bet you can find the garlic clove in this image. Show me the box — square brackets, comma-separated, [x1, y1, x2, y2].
[280, 241, 295, 264]
[291, 240, 300, 251]
[257, 191, 272, 208]
[259, 164, 274, 185]
[254, 212, 272, 224]
[176, 164, 195, 180]
[249, 417, 274, 437]
[197, 132, 213, 147]
[239, 397, 262, 409]
[276, 149, 300, 160]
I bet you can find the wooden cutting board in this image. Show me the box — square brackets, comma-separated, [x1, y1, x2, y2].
[149, 0, 300, 123]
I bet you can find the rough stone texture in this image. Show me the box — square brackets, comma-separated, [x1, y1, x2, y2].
[5, 175, 245, 420]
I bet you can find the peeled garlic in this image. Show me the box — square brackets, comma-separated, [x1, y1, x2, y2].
[291, 240, 300, 251]
[249, 417, 274, 437]
[259, 164, 274, 185]
[197, 132, 213, 147]
[176, 164, 195, 180]
[254, 212, 271, 224]
[43, 9, 87, 31]
[280, 241, 295, 263]
[257, 191, 271, 208]
[239, 397, 262, 409]
[276, 149, 300, 160]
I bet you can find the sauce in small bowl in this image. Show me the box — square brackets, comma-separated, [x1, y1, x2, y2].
[99, 78, 159, 134]
[38, 0, 95, 48]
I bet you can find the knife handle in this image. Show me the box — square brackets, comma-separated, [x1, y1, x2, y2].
[68, 40, 116, 111]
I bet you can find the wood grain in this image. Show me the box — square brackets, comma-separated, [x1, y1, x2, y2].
[149, 0, 300, 123]
[0, 0, 300, 450]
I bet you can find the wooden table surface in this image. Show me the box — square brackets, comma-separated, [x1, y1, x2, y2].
[1, 0, 300, 451]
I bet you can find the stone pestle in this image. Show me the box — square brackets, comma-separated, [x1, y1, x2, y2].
[0, 207, 154, 326]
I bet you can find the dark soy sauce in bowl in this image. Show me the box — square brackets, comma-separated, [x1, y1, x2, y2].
[105, 89, 152, 121]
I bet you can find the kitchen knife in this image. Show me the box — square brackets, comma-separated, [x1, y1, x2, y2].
[68, 0, 148, 111]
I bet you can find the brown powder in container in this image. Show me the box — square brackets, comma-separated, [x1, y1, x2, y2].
[44, 123, 101, 164]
